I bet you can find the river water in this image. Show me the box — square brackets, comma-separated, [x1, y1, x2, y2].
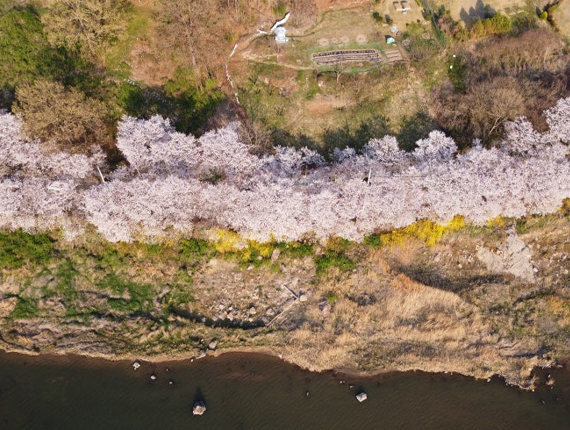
[0, 350, 568, 429]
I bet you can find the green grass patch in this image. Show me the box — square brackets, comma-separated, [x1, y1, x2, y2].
[275, 241, 314, 258]
[315, 251, 356, 276]
[178, 238, 217, 269]
[0, 230, 54, 269]
[98, 273, 154, 313]
[54, 259, 79, 305]
[104, 3, 150, 78]
[9, 296, 39, 319]
[94, 244, 125, 270]
[363, 233, 382, 247]
[296, 70, 320, 100]
[0, 5, 48, 107]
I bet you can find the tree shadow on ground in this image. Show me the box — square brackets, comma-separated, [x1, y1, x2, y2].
[459, 0, 496, 27]
[118, 80, 225, 136]
[396, 264, 507, 293]
[270, 115, 392, 160]
[397, 111, 439, 152]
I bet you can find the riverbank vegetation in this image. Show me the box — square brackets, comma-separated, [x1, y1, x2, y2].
[1, 211, 570, 387]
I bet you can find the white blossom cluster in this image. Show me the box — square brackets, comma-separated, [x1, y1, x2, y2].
[1, 97, 570, 242]
[0, 114, 104, 233]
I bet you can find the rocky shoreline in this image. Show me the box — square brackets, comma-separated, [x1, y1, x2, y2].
[0, 343, 563, 394]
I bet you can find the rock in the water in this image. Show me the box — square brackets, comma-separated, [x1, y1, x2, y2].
[132, 360, 141, 370]
[208, 339, 218, 350]
[150, 373, 157, 381]
[193, 401, 207, 416]
[356, 391, 367, 403]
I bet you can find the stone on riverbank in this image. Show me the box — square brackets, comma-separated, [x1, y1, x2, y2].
[356, 391, 367, 402]
[193, 401, 207, 415]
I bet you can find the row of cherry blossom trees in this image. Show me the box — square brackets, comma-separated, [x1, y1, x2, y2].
[1, 98, 569, 242]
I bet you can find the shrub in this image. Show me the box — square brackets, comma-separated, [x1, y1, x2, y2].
[363, 234, 382, 247]
[276, 242, 314, 258]
[559, 198, 570, 216]
[178, 238, 216, 266]
[211, 229, 246, 253]
[315, 251, 356, 275]
[470, 19, 486, 38]
[379, 217, 465, 247]
[326, 291, 338, 304]
[486, 13, 512, 34]
[13, 79, 109, 151]
[471, 13, 512, 38]
[487, 216, 506, 228]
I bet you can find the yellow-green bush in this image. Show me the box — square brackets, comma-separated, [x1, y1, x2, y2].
[379, 216, 465, 247]
[210, 229, 245, 253]
[559, 198, 570, 216]
[486, 216, 506, 229]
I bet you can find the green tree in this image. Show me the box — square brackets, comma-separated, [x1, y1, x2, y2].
[485, 13, 512, 34]
[42, 0, 132, 59]
[13, 79, 109, 151]
[470, 19, 486, 38]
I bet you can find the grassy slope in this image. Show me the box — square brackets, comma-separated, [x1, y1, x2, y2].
[1, 213, 570, 387]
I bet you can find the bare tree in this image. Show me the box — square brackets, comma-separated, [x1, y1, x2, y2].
[158, 0, 231, 84]
[467, 77, 525, 143]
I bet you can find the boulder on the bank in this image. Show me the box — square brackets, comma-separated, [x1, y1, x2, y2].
[208, 339, 218, 350]
[356, 391, 367, 403]
[193, 401, 207, 416]
[271, 248, 281, 262]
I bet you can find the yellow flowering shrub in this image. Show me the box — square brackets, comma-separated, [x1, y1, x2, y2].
[380, 216, 466, 247]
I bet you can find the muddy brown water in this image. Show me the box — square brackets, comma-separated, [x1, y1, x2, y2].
[0, 350, 569, 429]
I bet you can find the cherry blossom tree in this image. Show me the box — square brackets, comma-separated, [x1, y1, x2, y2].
[2, 97, 570, 243]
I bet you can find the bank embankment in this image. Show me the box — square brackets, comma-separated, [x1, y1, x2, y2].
[1, 214, 570, 388]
